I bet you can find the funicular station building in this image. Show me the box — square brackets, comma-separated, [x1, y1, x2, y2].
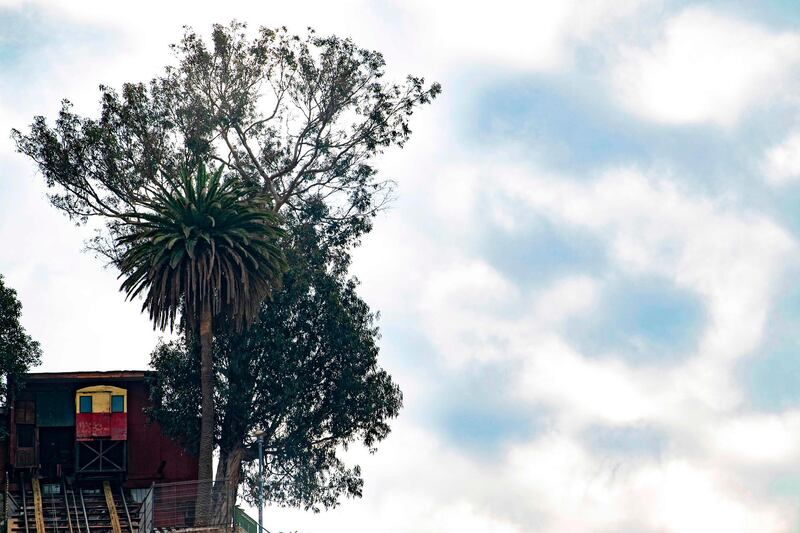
[0, 371, 200, 533]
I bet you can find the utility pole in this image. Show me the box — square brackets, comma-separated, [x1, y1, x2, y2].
[255, 430, 265, 533]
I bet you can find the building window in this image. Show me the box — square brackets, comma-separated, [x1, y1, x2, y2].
[79, 396, 92, 414]
[17, 425, 34, 448]
[111, 395, 124, 413]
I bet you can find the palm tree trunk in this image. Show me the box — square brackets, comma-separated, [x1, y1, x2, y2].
[195, 303, 214, 525]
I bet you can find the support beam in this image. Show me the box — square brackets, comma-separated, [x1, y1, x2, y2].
[31, 479, 45, 533]
[103, 482, 123, 533]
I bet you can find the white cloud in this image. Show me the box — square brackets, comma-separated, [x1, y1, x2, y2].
[502, 167, 794, 367]
[398, 160, 798, 528]
[258, 410, 793, 533]
[706, 412, 800, 466]
[764, 133, 800, 185]
[418, 260, 520, 366]
[368, 0, 653, 72]
[0, 159, 161, 371]
[613, 7, 800, 126]
[505, 437, 792, 533]
[516, 336, 659, 426]
[638, 461, 789, 533]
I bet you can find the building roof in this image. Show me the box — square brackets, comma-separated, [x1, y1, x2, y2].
[22, 370, 153, 383]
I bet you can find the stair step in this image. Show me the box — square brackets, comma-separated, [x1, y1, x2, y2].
[10, 485, 141, 533]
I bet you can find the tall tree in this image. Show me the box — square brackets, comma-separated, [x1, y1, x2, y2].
[0, 275, 42, 403]
[12, 21, 440, 264]
[116, 164, 285, 520]
[149, 199, 401, 514]
[13, 20, 437, 509]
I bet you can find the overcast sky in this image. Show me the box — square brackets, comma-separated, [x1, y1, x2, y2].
[3, 0, 800, 531]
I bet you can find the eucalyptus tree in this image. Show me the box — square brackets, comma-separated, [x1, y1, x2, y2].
[116, 164, 285, 520]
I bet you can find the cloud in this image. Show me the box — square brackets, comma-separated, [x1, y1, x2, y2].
[613, 6, 800, 126]
[505, 436, 791, 533]
[764, 133, 800, 185]
[502, 167, 794, 368]
[706, 412, 800, 467]
[0, 158, 161, 371]
[399, 161, 797, 528]
[370, 0, 655, 72]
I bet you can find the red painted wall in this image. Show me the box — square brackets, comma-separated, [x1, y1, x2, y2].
[76, 413, 128, 440]
[125, 381, 198, 488]
[110, 413, 127, 441]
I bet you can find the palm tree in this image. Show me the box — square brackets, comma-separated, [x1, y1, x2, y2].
[116, 163, 285, 522]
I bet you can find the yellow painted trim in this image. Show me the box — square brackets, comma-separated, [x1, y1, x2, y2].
[75, 385, 127, 413]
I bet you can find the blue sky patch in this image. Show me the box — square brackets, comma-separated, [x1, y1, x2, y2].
[429, 362, 544, 455]
[565, 276, 705, 364]
[741, 273, 800, 410]
[478, 212, 607, 290]
[461, 72, 799, 204]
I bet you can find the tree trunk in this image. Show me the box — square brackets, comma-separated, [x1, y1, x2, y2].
[212, 444, 245, 527]
[195, 303, 214, 525]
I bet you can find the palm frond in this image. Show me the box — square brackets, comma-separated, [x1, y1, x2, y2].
[116, 164, 287, 331]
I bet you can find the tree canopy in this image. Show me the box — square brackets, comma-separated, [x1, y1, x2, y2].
[149, 199, 401, 511]
[0, 275, 42, 401]
[12, 21, 440, 264]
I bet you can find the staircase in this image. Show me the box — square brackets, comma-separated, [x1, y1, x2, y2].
[7, 478, 139, 533]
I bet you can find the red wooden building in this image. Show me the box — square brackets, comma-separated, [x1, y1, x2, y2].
[1, 370, 197, 488]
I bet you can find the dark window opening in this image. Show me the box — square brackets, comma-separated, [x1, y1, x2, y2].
[79, 396, 92, 414]
[111, 395, 124, 413]
[17, 425, 34, 448]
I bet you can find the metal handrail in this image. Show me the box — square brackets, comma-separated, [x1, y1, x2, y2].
[137, 485, 154, 533]
[69, 488, 82, 533]
[119, 486, 133, 533]
[79, 489, 90, 533]
[20, 474, 28, 533]
[62, 482, 75, 533]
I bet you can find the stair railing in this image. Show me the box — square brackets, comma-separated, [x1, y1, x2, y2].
[118, 486, 133, 533]
[137, 485, 154, 533]
[62, 482, 74, 533]
[19, 473, 28, 533]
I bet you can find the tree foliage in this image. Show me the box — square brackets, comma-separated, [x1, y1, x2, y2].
[12, 21, 441, 263]
[117, 164, 286, 331]
[0, 275, 42, 401]
[149, 200, 401, 511]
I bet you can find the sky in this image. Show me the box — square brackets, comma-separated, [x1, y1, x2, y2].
[2, 0, 800, 531]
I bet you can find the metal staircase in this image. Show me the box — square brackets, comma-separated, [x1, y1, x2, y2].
[7, 476, 139, 533]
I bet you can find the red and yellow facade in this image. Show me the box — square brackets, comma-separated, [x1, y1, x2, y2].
[75, 385, 128, 441]
[1, 371, 197, 487]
